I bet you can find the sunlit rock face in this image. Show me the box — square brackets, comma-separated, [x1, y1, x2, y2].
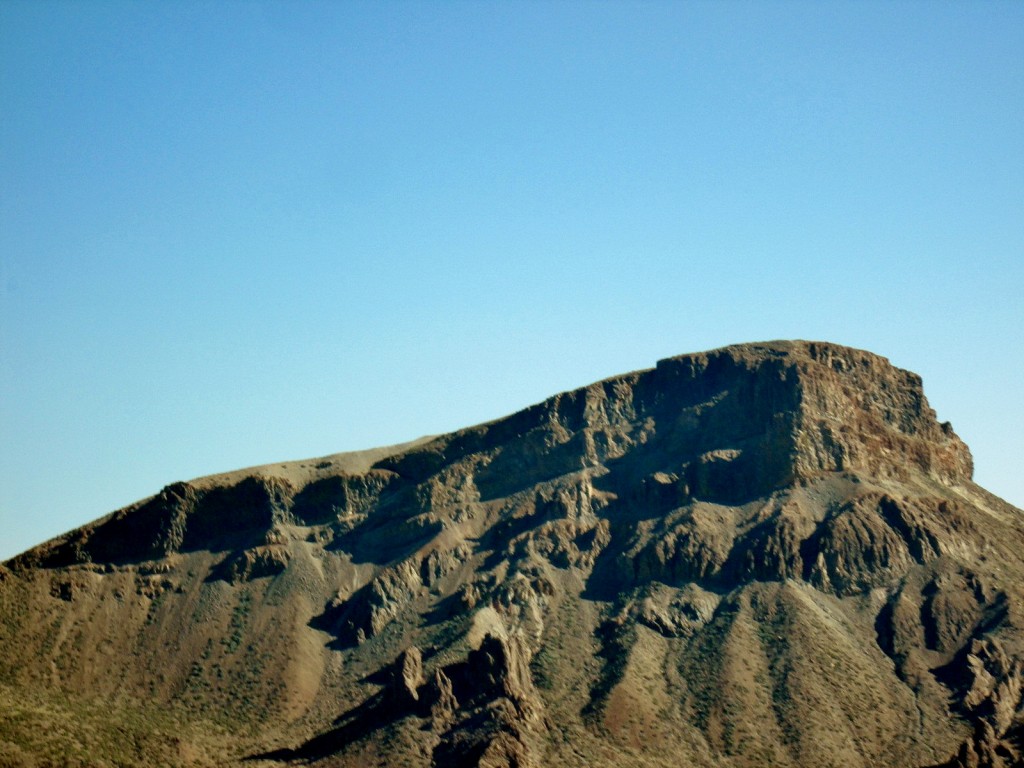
[2, 341, 1021, 768]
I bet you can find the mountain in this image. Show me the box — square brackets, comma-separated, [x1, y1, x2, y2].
[2, 340, 1023, 768]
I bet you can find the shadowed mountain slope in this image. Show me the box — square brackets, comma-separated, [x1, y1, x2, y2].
[2, 341, 1022, 767]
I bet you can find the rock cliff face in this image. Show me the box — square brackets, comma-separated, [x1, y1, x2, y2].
[1, 341, 1022, 768]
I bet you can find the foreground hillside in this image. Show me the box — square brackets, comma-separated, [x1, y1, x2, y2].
[2, 341, 1023, 767]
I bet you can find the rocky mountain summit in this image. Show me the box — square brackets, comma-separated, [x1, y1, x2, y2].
[2, 340, 1023, 767]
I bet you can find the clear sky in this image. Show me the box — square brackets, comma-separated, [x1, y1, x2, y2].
[1, 1, 1022, 561]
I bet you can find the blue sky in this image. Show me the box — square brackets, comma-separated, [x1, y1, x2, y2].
[1, 1, 1022, 561]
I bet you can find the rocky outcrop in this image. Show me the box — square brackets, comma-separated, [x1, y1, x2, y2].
[643, 342, 972, 498]
[11, 475, 299, 569]
[789, 342, 973, 485]
[11, 481, 198, 568]
[936, 637, 1024, 768]
[216, 545, 291, 583]
[431, 633, 547, 768]
[428, 667, 459, 727]
[390, 645, 426, 707]
[635, 582, 721, 637]
[298, 634, 548, 768]
[1, 340, 1021, 768]
[317, 541, 474, 645]
[290, 471, 398, 525]
[319, 558, 423, 645]
[179, 476, 295, 551]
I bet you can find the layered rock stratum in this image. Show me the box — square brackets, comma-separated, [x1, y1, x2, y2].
[2, 340, 1022, 767]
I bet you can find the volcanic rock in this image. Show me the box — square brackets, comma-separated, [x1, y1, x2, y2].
[1, 340, 1022, 768]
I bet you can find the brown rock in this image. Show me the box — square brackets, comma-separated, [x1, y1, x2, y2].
[2, 341, 1022, 768]
[390, 645, 424, 706]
